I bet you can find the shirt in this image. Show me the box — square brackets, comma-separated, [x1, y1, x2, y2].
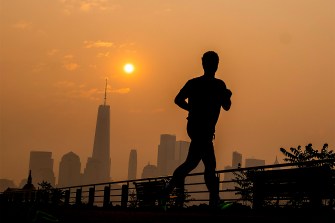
[177, 75, 231, 130]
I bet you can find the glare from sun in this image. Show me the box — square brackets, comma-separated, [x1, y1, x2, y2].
[124, 63, 134, 74]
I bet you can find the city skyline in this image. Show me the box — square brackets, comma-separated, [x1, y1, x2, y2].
[0, 131, 274, 189]
[0, 143, 272, 192]
[1, 1, 334, 186]
[0, 121, 327, 186]
[1, 82, 290, 186]
[0, 92, 330, 186]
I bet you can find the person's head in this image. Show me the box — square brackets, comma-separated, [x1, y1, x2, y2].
[202, 51, 219, 75]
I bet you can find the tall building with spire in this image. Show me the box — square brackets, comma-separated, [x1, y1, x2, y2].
[128, 149, 137, 180]
[83, 80, 111, 184]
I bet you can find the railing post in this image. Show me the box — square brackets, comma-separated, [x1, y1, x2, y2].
[88, 187, 95, 206]
[64, 189, 70, 205]
[103, 186, 110, 208]
[252, 173, 262, 209]
[121, 184, 129, 208]
[75, 188, 82, 205]
[216, 173, 221, 200]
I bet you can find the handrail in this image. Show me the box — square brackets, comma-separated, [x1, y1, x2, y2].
[1, 159, 334, 209]
[55, 158, 335, 190]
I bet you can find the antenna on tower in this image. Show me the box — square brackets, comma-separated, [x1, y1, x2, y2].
[104, 78, 108, 105]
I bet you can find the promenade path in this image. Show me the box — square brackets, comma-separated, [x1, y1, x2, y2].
[1, 203, 334, 223]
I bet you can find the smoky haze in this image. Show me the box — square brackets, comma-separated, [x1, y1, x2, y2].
[0, 0, 334, 186]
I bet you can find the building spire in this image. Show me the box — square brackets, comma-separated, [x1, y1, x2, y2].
[274, 156, 279, 165]
[27, 169, 32, 185]
[104, 78, 108, 106]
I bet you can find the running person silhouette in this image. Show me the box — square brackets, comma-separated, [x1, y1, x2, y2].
[165, 51, 232, 207]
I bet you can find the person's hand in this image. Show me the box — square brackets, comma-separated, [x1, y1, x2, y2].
[226, 89, 232, 97]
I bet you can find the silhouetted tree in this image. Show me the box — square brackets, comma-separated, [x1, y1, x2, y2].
[233, 169, 254, 206]
[232, 163, 268, 207]
[128, 189, 137, 208]
[38, 181, 64, 205]
[280, 143, 334, 168]
[280, 143, 334, 207]
[38, 181, 53, 191]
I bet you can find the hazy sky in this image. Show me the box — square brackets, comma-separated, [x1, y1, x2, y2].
[1, 0, 334, 186]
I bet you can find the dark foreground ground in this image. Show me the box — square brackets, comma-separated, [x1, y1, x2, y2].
[1, 203, 334, 223]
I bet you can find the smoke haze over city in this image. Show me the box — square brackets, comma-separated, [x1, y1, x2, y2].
[0, 0, 334, 186]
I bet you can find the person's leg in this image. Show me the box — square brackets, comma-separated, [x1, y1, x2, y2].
[165, 121, 201, 193]
[166, 140, 202, 195]
[201, 140, 220, 207]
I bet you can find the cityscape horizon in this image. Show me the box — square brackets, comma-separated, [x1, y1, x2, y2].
[1, 0, 334, 191]
[0, 87, 331, 188]
[0, 93, 330, 187]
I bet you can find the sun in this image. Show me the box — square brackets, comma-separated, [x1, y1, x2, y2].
[124, 63, 135, 74]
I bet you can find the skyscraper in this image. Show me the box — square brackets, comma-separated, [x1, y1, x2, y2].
[175, 140, 190, 164]
[245, 158, 265, 167]
[29, 151, 55, 186]
[128, 149, 137, 180]
[83, 81, 111, 184]
[157, 134, 176, 176]
[232, 151, 242, 168]
[58, 151, 81, 187]
[222, 151, 242, 200]
[222, 165, 236, 200]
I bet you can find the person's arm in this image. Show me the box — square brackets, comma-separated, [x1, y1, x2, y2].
[221, 81, 232, 111]
[174, 82, 190, 111]
[222, 89, 232, 111]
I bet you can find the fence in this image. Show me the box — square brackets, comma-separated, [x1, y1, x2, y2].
[1, 159, 334, 209]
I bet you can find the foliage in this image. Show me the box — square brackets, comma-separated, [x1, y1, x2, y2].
[37, 181, 64, 205]
[166, 188, 194, 208]
[233, 169, 253, 206]
[38, 181, 53, 191]
[128, 189, 137, 208]
[131, 178, 194, 209]
[280, 143, 334, 168]
[233, 166, 263, 206]
[280, 143, 334, 207]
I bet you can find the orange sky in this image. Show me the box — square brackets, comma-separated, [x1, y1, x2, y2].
[1, 0, 334, 186]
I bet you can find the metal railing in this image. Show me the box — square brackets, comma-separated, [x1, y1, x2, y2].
[1, 159, 334, 209]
